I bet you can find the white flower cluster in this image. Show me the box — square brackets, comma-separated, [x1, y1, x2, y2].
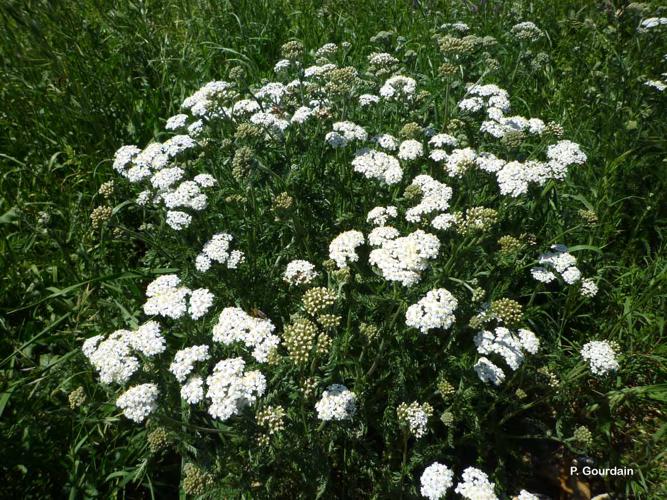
[325, 121, 368, 148]
[82, 321, 166, 385]
[143, 274, 214, 320]
[639, 17, 667, 32]
[474, 327, 539, 385]
[169, 345, 210, 382]
[116, 383, 159, 423]
[283, 259, 318, 285]
[581, 340, 619, 376]
[516, 490, 540, 500]
[380, 75, 416, 100]
[399, 402, 431, 438]
[315, 384, 357, 421]
[531, 244, 597, 294]
[398, 139, 424, 161]
[329, 230, 365, 268]
[112, 130, 216, 231]
[182, 80, 235, 118]
[454, 467, 498, 500]
[510, 21, 544, 41]
[373, 133, 399, 150]
[206, 357, 266, 421]
[352, 148, 403, 184]
[406, 288, 458, 333]
[181, 376, 205, 404]
[212, 307, 280, 363]
[645, 78, 667, 92]
[195, 233, 245, 272]
[420, 463, 454, 500]
[448, 83, 586, 196]
[405, 175, 453, 223]
[367, 206, 398, 226]
[369, 229, 440, 286]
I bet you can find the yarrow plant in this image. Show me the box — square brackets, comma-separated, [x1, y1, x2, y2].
[80, 27, 627, 497]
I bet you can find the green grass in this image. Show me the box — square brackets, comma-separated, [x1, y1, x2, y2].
[1, 0, 666, 498]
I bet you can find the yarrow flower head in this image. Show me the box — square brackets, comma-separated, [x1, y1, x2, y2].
[315, 384, 357, 421]
[206, 357, 266, 421]
[329, 230, 365, 268]
[454, 467, 498, 500]
[581, 340, 619, 376]
[420, 462, 454, 500]
[170, 345, 211, 383]
[406, 288, 458, 333]
[116, 383, 159, 423]
[352, 149, 403, 184]
[369, 230, 440, 287]
[397, 401, 433, 438]
[212, 307, 280, 363]
[283, 260, 318, 285]
[196, 233, 245, 272]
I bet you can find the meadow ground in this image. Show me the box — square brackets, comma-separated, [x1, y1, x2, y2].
[1, 1, 666, 498]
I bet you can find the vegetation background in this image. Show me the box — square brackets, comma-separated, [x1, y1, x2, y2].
[1, 0, 665, 498]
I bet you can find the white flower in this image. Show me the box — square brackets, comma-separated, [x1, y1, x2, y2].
[398, 139, 424, 161]
[329, 230, 365, 269]
[458, 97, 484, 113]
[474, 357, 506, 386]
[516, 490, 540, 500]
[325, 121, 368, 148]
[369, 229, 440, 286]
[431, 213, 456, 231]
[84, 330, 139, 385]
[315, 384, 357, 421]
[368, 226, 400, 247]
[113, 145, 141, 174]
[169, 345, 210, 382]
[475, 327, 525, 370]
[359, 94, 380, 106]
[561, 266, 581, 284]
[380, 75, 416, 100]
[283, 260, 318, 285]
[291, 106, 314, 124]
[196, 233, 244, 271]
[367, 206, 398, 226]
[116, 383, 159, 423]
[352, 148, 403, 184]
[165, 210, 192, 231]
[405, 175, 452, 223]
[143, 274, 191, 319]
[206, 357, 266, 421]
[517, 328, 540, 355]
[640, 17, 667, 31]
[406, 288, 458, 333]
[255, 82, 287, 104]
[445, 148, 477, 177]
[580, 278, 598, 297]
[546, 140, 586, 167]
[188, 288, 214, 320]
[373, 134, 399, 151]
[181, 376, 205, 404]
[455, 467, 498, 500]
[126, 321, 166, 357]
[475, 153, 506, 173]
[420, 463, 454, 500]
[166, 114, 188, 131]
[428, 133, 458, 148]
[193, 173, 216, 187]
[212, 307, 280, 363]
[530, 267, 556, 283]
[581, 340, 619, 376]
[645, 79, 667, 91]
